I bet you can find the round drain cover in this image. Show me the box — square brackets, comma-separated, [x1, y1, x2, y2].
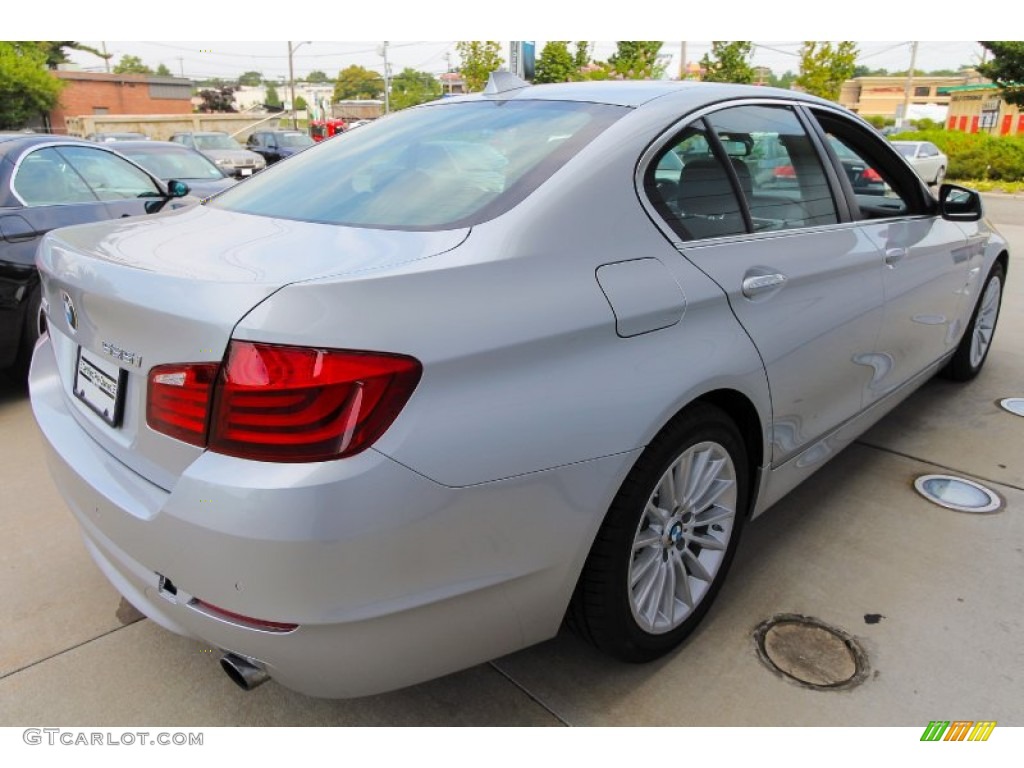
[999, 398, 1024, 417]
[914, 474, 1002, 514]
[755, 615, 866, 689]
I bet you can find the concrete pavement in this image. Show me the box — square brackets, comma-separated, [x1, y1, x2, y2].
[1, 197, 1021, 726]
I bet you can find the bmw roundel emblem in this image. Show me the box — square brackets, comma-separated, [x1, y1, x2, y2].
[61, 290, 78, 332]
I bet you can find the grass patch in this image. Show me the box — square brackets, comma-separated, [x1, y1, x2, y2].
[948, 178, 1024, 194]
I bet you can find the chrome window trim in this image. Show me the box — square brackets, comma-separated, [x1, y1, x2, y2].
[635, 97, 850, 246]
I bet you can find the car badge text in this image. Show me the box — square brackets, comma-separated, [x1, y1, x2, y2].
[102, 342, 143, 368]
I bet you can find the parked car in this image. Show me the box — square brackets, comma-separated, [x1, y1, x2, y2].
[86, 132, 150, 143]
[114, 141, 237, 199]
[246, 130, 315, 165]
[891, 140, 948, 186]
[30, 80, 1007, 698]
[169, 132, 265, 178]
[0, 134, 190, 379]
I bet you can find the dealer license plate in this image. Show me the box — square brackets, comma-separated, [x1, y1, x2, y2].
[74, 347, 127, 427]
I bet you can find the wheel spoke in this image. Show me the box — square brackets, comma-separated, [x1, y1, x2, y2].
[673, 550, 694, 607]
[644, 563, 667, 626]
[661, 557, 677, 625]
[694, 504, 734, 527]
[692, 476, 733, 514]
[645, 501, 670, 524]
[631, 548, 660, 588]
[633, 528, 662, 551]
[687, 531, 727, 551]
[682, 548, 713, 584]
[682, 449, 711, 506]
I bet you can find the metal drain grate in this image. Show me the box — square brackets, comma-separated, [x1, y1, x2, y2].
[914, 474, 1003, 514]
[755, 615, 868, 689]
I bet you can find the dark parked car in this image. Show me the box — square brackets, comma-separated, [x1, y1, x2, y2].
[246, 130, 315, 165]
[0, 134, 189, 378]
[169, 132, 265, 178]
[114, 141, 237, 199]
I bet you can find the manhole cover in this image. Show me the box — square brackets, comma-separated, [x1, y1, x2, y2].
[754, 615, 867, 689]
[999, 398, 1024, 417]
[914, 474, 1003, 514]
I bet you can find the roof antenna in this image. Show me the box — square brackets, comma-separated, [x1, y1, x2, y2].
[484, 70, 530, 95]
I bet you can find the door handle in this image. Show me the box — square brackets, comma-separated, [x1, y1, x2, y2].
[741, 272, 787, 298]
[884, 247, 906, 267]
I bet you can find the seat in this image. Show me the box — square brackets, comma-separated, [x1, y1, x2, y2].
[675, 157, 745, 239]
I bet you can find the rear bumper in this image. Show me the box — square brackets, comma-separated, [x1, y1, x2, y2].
[29, 334, 635, 697]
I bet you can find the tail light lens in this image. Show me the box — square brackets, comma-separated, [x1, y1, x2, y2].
[862, 167, 883, 182]
[147, 342, 421, 462]
[147, 363, 219, 446]
[209, 342, 422, 462]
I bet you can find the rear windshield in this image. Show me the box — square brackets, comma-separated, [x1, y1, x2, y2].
[210, 100, 627, 230]
[195, 134, 242, 150]
[893, 143, 916, 158]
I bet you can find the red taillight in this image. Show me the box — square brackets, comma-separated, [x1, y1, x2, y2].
[862, 167, 883, 182]
[147, 363, 219, 446]
[147, 343, 422, 462]
[774, 164, 796, 178]
[208, 341, 422, 462]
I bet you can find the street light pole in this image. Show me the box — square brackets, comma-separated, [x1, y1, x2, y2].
[288, 41, 311, 130]
[380, 41, 391, 114]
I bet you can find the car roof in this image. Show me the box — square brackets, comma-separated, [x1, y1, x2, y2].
[0, 133, 96, 159]
[115, 140, 194, 151]
[434, 80, 835, 110]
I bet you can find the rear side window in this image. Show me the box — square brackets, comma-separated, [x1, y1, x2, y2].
[211, 100, 626, 230]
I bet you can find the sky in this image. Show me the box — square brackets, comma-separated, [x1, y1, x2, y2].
[61, 41, 986, 82]
[11, 0, 995, 81]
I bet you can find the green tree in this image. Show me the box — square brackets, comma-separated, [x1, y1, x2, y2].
[333, 65, 383, 100]
[265, 83, 282, 108]
[112, 54, 153, 75]
[390, 68, 441, 109]
[768, 70, 797, 89]
[978, 41, 1024, 107]
[0, 42, 64, 129]
[294, 95, 308, 111]
[155, 63, 172, 76]
[196, 85, 237, 113]
[455, 41, 503, 92]
[30, 42, 110, 70]
[534, 41, 577, 83]
[306, 70, 329, 83]
[609, 41, 664, 79]
[238, 70, 263, 86]
[700, 41, 754, 84]
[795, 41, 858, 101]
[574, 41, 590, 70]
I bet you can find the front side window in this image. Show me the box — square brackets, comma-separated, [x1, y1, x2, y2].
[211, 100, 626, 230]
[278, 132, 314, 148]
[54, 146, 162, 201]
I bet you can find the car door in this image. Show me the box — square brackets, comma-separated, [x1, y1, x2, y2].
[642, 103, 886, 464]
[53, 145, 166, 219]
[807, 107, 971, 400]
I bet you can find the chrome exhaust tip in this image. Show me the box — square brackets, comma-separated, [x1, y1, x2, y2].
[220, 653, 270, 691]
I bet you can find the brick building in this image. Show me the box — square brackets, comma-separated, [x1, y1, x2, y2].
[48, 71, 193, 134]
[838, 74, 983, 119]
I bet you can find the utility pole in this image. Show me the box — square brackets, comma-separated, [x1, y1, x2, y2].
[679, 41, 687, 80]
[288, 41, 297, 129]
[445, 51, 453, 94]
[177, 57, 184, 78]
[901, 41, 919, 129]
[380, 41, 391, 114]
[101, 42, 111, 73]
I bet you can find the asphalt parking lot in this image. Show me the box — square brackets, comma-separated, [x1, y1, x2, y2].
[1, 195, 1021, 726]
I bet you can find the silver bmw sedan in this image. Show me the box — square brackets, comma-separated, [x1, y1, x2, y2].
[30, 77, 1007, 698]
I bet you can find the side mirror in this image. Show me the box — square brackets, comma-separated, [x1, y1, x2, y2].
[938, 183, 982, 222]
[167, 180, 190, 198]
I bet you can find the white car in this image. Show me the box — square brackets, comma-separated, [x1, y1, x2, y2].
[891, 140, 948, 186]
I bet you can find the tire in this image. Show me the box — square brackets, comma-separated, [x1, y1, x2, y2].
[568, 403, 750, 662]
[943, 262, 1003, 382]
[933, 166, 946, 187]
[11, 283, 43, 382]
